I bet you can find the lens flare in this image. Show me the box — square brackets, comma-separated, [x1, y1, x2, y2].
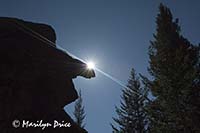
[87, 61, 95, 69]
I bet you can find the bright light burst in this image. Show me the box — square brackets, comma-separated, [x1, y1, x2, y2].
[87, 61, 95, 69]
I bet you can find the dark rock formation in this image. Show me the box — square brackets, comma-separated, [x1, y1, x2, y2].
[0, 17, 95, 133]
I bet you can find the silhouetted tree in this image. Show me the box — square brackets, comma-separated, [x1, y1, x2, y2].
[73, 90, 86, 128]
[145, 3, 200, 132]
[111, 69, 148, 133]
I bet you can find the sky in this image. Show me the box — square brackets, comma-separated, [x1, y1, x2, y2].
[1, 0, 199, 132]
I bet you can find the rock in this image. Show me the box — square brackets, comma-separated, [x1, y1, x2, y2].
[0, 17, 95, 133]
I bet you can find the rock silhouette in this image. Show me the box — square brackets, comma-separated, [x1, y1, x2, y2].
[0, 17, 95, 133]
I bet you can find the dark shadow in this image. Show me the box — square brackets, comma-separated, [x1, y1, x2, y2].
[0, 17, 95, 133]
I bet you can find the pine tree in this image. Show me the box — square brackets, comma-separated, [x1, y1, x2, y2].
[111, 68, 148, 133]
[145, 3, 200, 132]
[73, 89, 86, 128]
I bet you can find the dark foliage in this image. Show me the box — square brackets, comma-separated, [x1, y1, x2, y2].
[74, 90, 86, 128]
[145, 4, 200, 132]
[111, 69, 149, 133]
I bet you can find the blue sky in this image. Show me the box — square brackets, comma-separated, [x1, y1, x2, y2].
[1, 0, 199, 132]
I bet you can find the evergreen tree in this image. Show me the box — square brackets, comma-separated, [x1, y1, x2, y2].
[145, 3, 200, 132]
[73, 89, 86, 128]
[111, 69, 148, 133]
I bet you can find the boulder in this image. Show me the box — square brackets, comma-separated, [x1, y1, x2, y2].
[0, 17, 95, 133]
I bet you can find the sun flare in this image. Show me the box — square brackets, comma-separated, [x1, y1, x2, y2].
[87, 61, 95, 69]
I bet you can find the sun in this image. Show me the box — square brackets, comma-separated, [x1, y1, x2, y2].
[87, 61, 95, 69]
